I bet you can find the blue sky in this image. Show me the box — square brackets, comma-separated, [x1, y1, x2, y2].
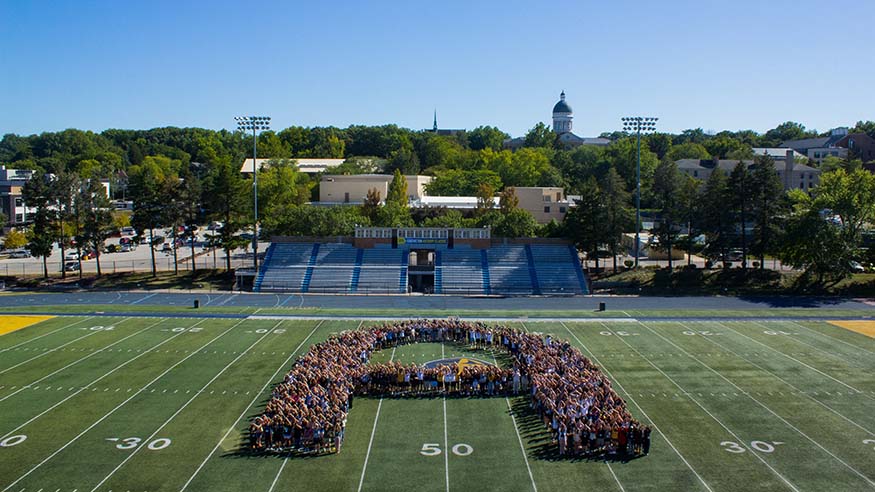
[1, 0, 872, 137]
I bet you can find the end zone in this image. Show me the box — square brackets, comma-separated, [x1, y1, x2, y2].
[0, 315, 56, 336]
[827, 320, 875, 339]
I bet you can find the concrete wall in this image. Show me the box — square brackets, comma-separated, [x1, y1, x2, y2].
[514, 187, 569, 223]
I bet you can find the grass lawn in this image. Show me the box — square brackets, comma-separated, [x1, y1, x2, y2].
[1, 315, 874, 491]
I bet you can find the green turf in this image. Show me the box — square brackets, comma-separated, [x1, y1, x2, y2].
[1, 316, 874, 491]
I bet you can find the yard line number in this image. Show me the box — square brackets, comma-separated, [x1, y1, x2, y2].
[721, 440, 783, 454]
[763, 330, 798, 336]
[420, 443, 473, 456]
[599, 331, 639, 337]
[83, 325, 115, 331]
[106, 437, 172, 450]
[683, 330, 720, 336]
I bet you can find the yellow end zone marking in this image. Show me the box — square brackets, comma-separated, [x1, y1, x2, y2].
[0, 315, 56, 336]
[828, 321, 875, 339]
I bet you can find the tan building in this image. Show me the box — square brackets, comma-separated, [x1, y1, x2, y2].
[319, 174, 432, 203]
[676, 150, 820, 194]
[514, 187, 570, 223]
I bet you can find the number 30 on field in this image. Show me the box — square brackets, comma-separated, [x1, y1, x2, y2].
[420, 443, 473, 456]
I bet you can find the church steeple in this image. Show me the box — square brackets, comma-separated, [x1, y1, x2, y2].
[433, 109, 438, 132]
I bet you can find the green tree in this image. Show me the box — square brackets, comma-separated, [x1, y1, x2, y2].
[492, 208, 539, 238]
[129, 157, 176, 276]
[499, 186, 519, 215]
[22, 171, 56, 278]
[425, 169, 502, 196]
[76, 179, 114, 276]
[385, 148, 420, 175]
[563, 177, 607, 268]
[646, 133, 673, 160]
[700, 169, 733, 266]
[421, 209, 473, 228]
[813, 168, 875, 242]
[177, 167, 203, 272]
[678, 174, 702, 266]
[749, 154, 785, 268]
[476, 182, 496, 216]
[258, 159, 309, 235]
[523, 122, 556, 148]
[652, 159, 682, 271]
[599, 168, 633, 271]
[666, 142, 711, 161]
[50, 172, 78, 279]
[204, 157, 249, 271]
[467, 126, 508, 151]
[361, 188, 382, 223]
[386, 169, 409, 208]
[778, 191, 853, 285]
[728, 162, 751, 267]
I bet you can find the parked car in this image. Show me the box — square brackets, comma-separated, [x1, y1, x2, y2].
[849, 261, 865, 273]
[64, 261, 80, 271]
[105, 244, 120, 253]
[121, 226, 135, 236]
[64, 252, 80, 261]
[8, 249, 31, 258]
[120, 243, 133, 252]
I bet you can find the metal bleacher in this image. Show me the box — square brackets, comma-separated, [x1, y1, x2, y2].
[256, 243, 315, 292]
[306, 243, 359, 293]
[487, 245, 535, 295]
[439, 247, 483, 294]
[529, 244, 588, 295]
[357, 248, 405, 294]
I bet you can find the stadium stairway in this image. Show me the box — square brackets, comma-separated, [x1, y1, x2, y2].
[349, 248, 364, 293]
[399, 250, 409, 293]
[524, 245, 542, 295]
[253, 243, 276, 291]
[300, 243, 321, 293]
[434, 250, 443, 294]
[480, 249, 491, 295]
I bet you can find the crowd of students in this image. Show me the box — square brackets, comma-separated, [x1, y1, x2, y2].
[250, 319, 649, 458]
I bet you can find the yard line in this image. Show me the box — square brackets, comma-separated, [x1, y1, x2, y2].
[179, 320, 324, 491]
[266, 457, 288, 492]
[693, 322, 875, 436]
[0, 318, 163, 404]
[356, 345, 396, 492]
[489, 352, 537, 492]
[218, 294, 238, 306]
[441, 342, 449, 492]
[88, 321, 285, 491]
[1, 318, 248, 492]
[729, 322, 869, 397]
[129, 293, 157, 305]
[0, 319, 206, 440]
[638, 321, 875, 489]
[594, 322, 795, 491]
[0, 318, 131, 375]
[0, 317, 93, 353]
[788, 320, 875, 356]
[559, 322, 711, 492]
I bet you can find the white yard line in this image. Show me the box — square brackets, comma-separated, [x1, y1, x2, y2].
[729, 321, 869, 397]
[441, 341, 449, 492]
[0, 318, 131, 375]
[129, 293, 157, 305]
[0, 319, 205, 440]
[267, 457, 288, 492]
[0, 317, 163, 404]
[179, 320, 324, 491]
[1, 318, 248, 492]
[88, 321, 285, 491]
[357, 345, 396, 492]
[560, 322, 713, 492]
[695, 322, 875, 436]
[638, 321, 875, 489]
[489, 351, 537, 492]
[788, 320, 875, 356]
[0, 316, 94, 353]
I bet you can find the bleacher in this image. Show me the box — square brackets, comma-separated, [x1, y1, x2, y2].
[357, 248, 405, 294]
[256, 241, 588, 295]
[306, 243, 359, 293]
[530, 244, 587, 295]
[256, 243, 315, 292]
[439, 247, 484, 294]
[486, 245, 534, 295]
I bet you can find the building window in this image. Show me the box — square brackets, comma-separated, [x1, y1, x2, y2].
[14, 198, 23, 207]
[543, 195, 551, 202]
[559, 207, 566, 213]
[800, 182, 804, 189]
[544, 206, 551, 213]
[15, 214, 23, 222]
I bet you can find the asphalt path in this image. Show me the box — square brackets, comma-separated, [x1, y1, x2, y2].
[0, 290, 872, 313]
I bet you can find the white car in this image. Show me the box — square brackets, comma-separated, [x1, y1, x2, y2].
[849, 261, 865, 273]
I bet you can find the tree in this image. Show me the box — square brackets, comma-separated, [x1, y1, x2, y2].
[421, 209, 473, 228]
[22, 171, 56, 278]
[476, 183, 496, 216]
[499, 186, 519, 215]
[563, 178, 607, 268]
[492, 208, 539, 238]
[203, 157, 248, 271]
[652, 160, 682, 271]
[523, 123, 556, 148]
[50, 172, 78, 279]
[646, 133, 673, 160]
[76, 179, 114, 276]
[425, 169, 502, 196]
[700, 169, 733, 267]
[361, 188, 381, 223]
[813, 168, 875, 242]
[385, 148, 420, 175]
[678, 175, 701, 266]
[599, 168, 633, 271]
[728, 162, 751, 267]
[177, 167, 203, 272]
[386, 169, 408, 208]
[763, 121, 816, 146]
[258, 159, 309, 236]
[749, 154, 785, 268]
[851, 120, 875, 140]
[467, 126, 508, 151]
[2, 229, 26, 250]
[666, 142, 710, 161]
[129, 157, 175, 276]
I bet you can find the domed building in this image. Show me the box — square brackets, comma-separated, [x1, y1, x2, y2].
[504, 91, 610, 150]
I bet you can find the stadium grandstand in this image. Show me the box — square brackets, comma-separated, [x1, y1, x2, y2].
[254, 227, 588, 295]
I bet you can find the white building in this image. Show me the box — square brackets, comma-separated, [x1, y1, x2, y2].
[504, 91, 610, 149]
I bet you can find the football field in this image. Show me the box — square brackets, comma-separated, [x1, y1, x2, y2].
[1, 314, 874, 491]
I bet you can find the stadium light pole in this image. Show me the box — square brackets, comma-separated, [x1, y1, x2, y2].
[235, 115, 271, 273]
[621, 116, 657, 268]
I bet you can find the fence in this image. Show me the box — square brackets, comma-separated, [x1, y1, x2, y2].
[0, 252, 250, 278]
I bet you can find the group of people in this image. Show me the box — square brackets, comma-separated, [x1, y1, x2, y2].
[250, 319, 650, 459]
